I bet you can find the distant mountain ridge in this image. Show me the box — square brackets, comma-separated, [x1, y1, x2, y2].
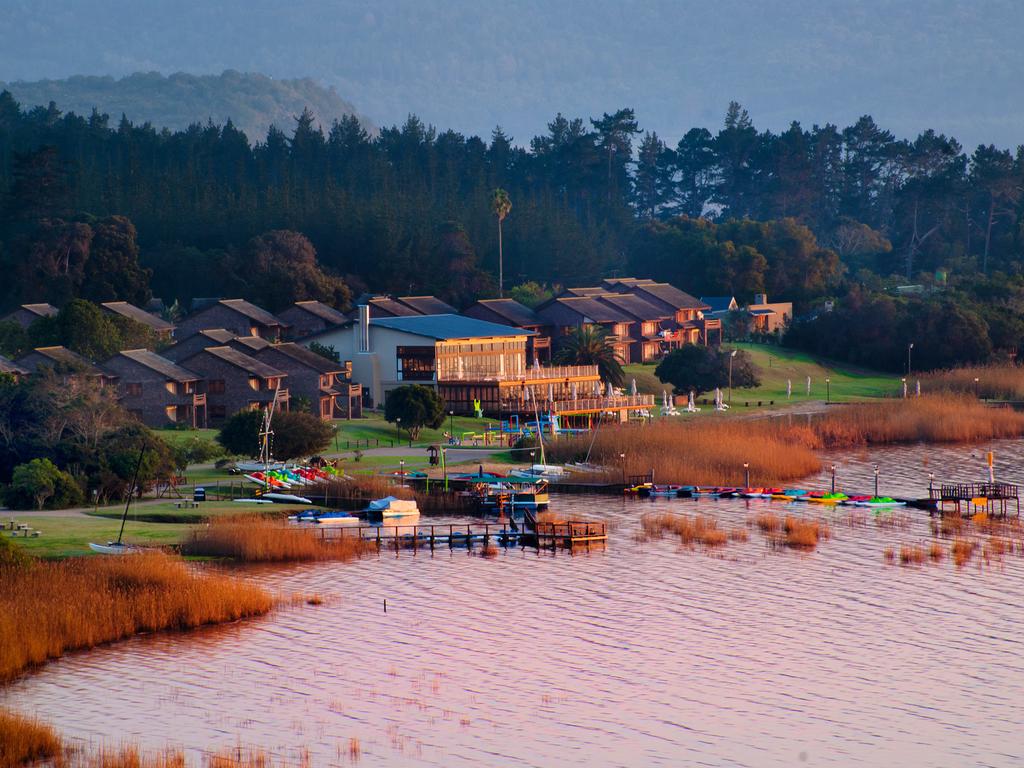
[0, 71, 372, 141]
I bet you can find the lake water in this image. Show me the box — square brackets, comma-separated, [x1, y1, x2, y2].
[5, 440, 1024, 767]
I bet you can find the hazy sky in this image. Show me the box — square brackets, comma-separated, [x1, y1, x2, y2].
[3, 0, 1023, 148]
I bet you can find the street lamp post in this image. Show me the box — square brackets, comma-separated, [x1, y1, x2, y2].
[873, 464, 879, 497]
[728, 349, 737, 404]
[901, 377, 907, 399]
[399, 459, 405, 487]
[830, 464, 836, 493]
[530, 450, 536, 470]
[396, 416, 401, 444]
[442, 447, 448, 491]
[974, 377, 980, 400]
[825, 377, 831, 404]
[907, 342, 914, 377]
[448, 410, 454, 442]
[620, 452, 626, 486]
[743, 462, 750, 489]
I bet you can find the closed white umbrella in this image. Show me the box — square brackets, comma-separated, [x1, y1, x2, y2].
[630, 378, 637, 396]
[524, 386, 531, 402]
[572, 382, 578, 400]
[593, 381, 601, 396]
[688, 390, 695, 409]
[662, 389, 669, 408]
[606, 381, 614, 398]
[548, 383, 554, 402]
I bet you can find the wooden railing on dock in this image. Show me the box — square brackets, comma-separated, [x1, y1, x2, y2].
[929, 481, 1020, 517]
[314, 520, 607, 549]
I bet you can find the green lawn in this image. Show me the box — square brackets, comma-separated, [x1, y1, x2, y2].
[4, 514, 191, 558]
[330, 412, 500, 450]
[151, 428, 221, 447]
[85, 500, 288, 524]
[625, 342, 900, 407]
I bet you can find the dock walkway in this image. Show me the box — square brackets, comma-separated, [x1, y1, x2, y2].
[317, 521, 607, 550]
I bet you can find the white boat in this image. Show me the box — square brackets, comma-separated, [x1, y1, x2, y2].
[235, 460, 287, 473]
[509, 464, 566, 480]
[262, 492, 313, 504]
[88, 541, 140, 555]
[367, 496, 420, 518]
[312, 512, 361, 525]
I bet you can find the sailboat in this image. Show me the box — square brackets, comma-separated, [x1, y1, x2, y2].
[89, 447, 146, 555]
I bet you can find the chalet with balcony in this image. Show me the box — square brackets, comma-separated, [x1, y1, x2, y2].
[162, 329, 237, 363]
[0, 355, 29, 381]
[179, 346, 288, 424]
[100, 301, 175, 340]
[607, 279, 720, 346]
[535, 296, 635, 363]
[16, 346, 115, 386]
[593, 292, 674, 363]
[277, 300, 348, 340]
[463, 298, 552, 365]
[3, 303, 58, 329]
[101, 349, 206, 428]
[253, 342, 361, 420]
[176, 299, 283, 341]
[306, 310, 605, 415]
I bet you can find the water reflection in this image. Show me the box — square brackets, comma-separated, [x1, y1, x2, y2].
[5, 440, 1024, 767]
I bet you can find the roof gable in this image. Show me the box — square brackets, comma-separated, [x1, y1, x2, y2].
[101, 301, 175, 332]
[467, 299, 542, 327]
[628, 283, 709, 311]
[216, 299, 282, 326]
[194, 346, 285, 378]
[396, 296, 459, 315]
[110, 349, 199, 382]
[259, 342, 343, 373]
[289, 300, 348, 325]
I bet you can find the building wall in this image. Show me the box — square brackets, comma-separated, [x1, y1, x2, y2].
[254, 347, 342, 419]
[179, 352, 287, 424]
[101, 356, 202, 428]
[176, 305, 279, 341]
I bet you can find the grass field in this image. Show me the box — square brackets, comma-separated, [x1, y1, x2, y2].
[150, 427, 221, 447]
[3, 514, 189, 558]
[625, 343, 900, 407]
[330, 412, 499, 450]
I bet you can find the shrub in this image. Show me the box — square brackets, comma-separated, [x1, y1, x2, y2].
[6, 458, 84, 510]
[384, 384, 445, 440]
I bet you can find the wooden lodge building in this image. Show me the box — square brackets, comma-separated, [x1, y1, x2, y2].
[278, 300, 349, 340]
[179, 346, 289, 425]
[101, 349, 206, 428]
[175, 299, 284, 341]
[16, 346, 116, 386]
[251, 342, 362, 419]
[162, 329, 237, 363]
[463, 298, 552, 365]
[305, 308, 652, 420]
[100, 301, 176, 340]
[2, 303, 58, 329]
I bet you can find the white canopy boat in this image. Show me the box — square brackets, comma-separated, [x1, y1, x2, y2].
[367, 496, 420, 518]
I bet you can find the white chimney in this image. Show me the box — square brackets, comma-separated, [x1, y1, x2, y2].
[754, 293, 767, 306]
[358, 304, 371, 353]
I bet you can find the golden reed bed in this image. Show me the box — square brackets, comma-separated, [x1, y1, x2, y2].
[182, 514, 376, 562]
[547, 396, 1024, 485]
[0, 551, 272, 684]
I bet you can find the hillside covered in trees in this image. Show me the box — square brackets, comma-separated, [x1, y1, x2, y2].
[0, 71, 370, 142]
[1, 91, 1023, 370]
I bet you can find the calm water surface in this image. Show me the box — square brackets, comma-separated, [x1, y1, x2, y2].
[6, 440, 1024, 767]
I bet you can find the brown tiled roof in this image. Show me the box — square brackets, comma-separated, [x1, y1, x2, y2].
[595, 293, 672, 321]
[230, 336, 272, 352]
[18, 346, 103, 375]
[19, 303, 60, 318]
[396, 296, 459, 315]
[199, 329, 237, 343]
[536, 297, 633, 325]
[200, 346, 285, 378]
[627, 283, 709, 311]
[0, 354, 28, 376]
[561, 287, 607, 297]
[217, 299, 282, 327]
[367, 297, 421, 316]
[101, 302, 175, 332]
[291, 300, 348, 325]
[259, 342, 344, 374]
[467, 299, 543, 327]
[111, 349, 200, 382]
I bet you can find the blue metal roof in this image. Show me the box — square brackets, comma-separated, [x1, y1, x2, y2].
[371, 314, 535, 340]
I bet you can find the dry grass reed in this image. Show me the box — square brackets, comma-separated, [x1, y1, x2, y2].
[0, 551, 272, 684]
[928, 542, 944, 561]
[899, 545, 927, 565]
[0, 707, 62, 768]
[782, 517, 830, 550]
[951, 538, 978, 567]
[547, 396, 1024, 485]
[641, 512, 743, 547]
[182, 515, 375, 563]
[925, 365, 1024, 401]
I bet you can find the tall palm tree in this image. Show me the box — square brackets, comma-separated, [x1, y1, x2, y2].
[554, 325, 625, 387]
[491, 188, 512, 296]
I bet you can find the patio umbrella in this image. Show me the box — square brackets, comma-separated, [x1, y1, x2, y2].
[630, 378, 637, 396]
[688, 390, 695, 409]
[787, 379, 792, 399]
[524, 386, 531, 402]
[572, 382, 578, 400]
[534, 358, 541, 371]
[662, 390, 669, 408]
[548, 383, 554, 402]
[593, 381, 601, 396]
[606, 381, 614, 398]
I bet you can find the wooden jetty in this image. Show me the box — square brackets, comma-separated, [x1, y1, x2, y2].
[316, 521, 607, 550]
[929, 482, 1020, 517]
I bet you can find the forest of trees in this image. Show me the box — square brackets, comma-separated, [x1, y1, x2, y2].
[1, 93, 1023, 369]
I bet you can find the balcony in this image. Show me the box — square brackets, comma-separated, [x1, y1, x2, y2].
[440, 364, 600, 383]
[552, 394, 655, 413]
